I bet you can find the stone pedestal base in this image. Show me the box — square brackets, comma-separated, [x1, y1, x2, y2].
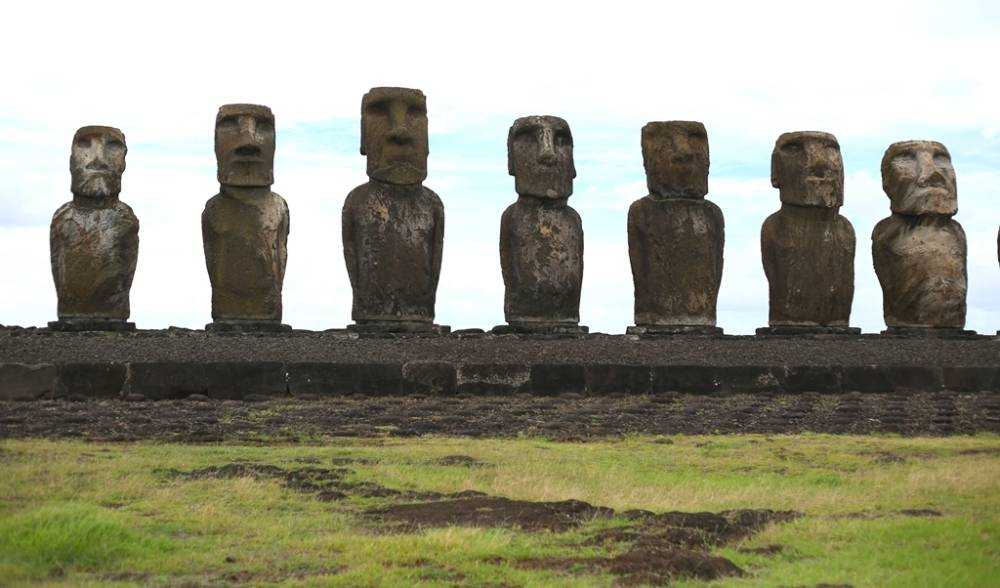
[206, 321, 292, 333]
[348, 321, 451, 336]
[756, 326, 861, 336]
[627, 325, 723, 337]
[881, 327, 979, 339]
[48, 319, 136, 332]
[491, 323, 589, 336]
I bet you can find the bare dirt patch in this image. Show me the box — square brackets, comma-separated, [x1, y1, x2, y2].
[370, 496, 614, 532]
[509, 509, 800, 584]
[161, 462, 445, 502]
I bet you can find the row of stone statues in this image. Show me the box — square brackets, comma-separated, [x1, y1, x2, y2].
[48, 87, 993, 336]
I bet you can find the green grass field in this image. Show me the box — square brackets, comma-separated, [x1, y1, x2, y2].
[1, 434, 998, 587]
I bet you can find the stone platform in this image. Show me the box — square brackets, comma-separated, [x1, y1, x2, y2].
[0, 327, 997, 401]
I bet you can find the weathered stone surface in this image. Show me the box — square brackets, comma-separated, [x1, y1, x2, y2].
[762, 131, 856, 329]
[50, 126, 138, 330]
[530, 363, 586, 394]
[497, 116, 585, 332]
[629, 122, 724, 331]
[55, 363, 126, 398]
[402, 361, 456, 394]
[873, 141, 967, 331]
[0, 363, 56, 400]
[203, 104, 290, 331]
[456, 363, 530, 394]
[130, 361, 287, 400]
[585, 365, 651, 394]
[343, 88, 445, 332]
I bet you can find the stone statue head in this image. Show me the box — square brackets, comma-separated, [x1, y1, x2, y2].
[215, 104, 275, 187]
[70, 126, 126, 200]
[508, 115, 575, 200]
[361, 87, 429, 185]
[771, 131, 844, 208]
[642, 121, 709, 199]
[881, 140, 957, 216]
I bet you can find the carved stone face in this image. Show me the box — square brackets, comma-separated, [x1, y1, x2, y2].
[508, 116, 575, 200]
[771, 131, 844, 208]
[642, 121, 709, 199]
[361, 87, 428, 185]
[881, 140, 957, 216]
[70, 126, 126, 199]
[215, 104, 275, 187]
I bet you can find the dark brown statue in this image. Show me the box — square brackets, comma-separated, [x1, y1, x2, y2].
[342, 87, 447, 334]
[627, 121, 724, 336]
[873, 140, 970, 335]
[49, 126, 139, 331]
[202, 104, 290, 332]
[758, 131, 858, 335]
[493, 116, 587, 335]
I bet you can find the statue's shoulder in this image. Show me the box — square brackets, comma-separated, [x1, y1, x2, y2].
[760, 209, 783, 236]
[51, 201, 74, 224]
[628, 195, 652, 217]
[421, 185, 444, 211]
[871, 214, 901, 241]
[344, 182, 372, 211]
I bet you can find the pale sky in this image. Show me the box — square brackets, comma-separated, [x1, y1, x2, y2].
[1, 0, 998, 333]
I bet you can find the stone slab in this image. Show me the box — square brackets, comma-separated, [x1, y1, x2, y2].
[48, 320, 135, 332]
[0, 363, 57, 400]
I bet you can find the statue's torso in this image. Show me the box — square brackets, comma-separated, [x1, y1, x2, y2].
[872, 214, 967, 328]
[343, 183, 443, 322]
[761, 207, 855, 326]
[628, 196, 724, 326]
[202, 191, 289, 321]
[500, 198, 583, 324]
[50, 199, 139, 319]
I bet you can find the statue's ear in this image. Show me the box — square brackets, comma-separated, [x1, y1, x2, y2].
[770, 151, 781, 188]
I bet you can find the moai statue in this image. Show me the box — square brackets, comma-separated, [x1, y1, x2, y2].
[492, 116, 588, 335]
[758, 131, 859, 335]
[342, 87, 448, 334]
[49, 126, 138, 331]
[626, 121, 724, 337]
[202, 104, 290, 332]
[873, 140, 971, 336]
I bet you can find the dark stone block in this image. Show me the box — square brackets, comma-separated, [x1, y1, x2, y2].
[205, 321, 291, 333]
[652, 365, 720, 394]
[0, 363, 57, 400]
[456, 363, 530, 394]
[491, 324, 589, 336]
[287, 363, 359, 396]
[585, 365, 651, 394]
[48, 320, 135, 332]
[720, 366, 785, 393]
[782, 366, 842, 393]
[887, 366, 944, 391]
[880, 327, 979, 339]
[56, 363, 126, 398]
[130, 362, 287, 400]
[756, 326, 860, 336]
[842, 366, 893, 393]
[403, 361, 456, 394]
[530, 364, 586, 395]
[349, 322, 450, 336]
[942, 366, 999, 392]
[356, 363, 404, 395]
[627, 325, 723, 337]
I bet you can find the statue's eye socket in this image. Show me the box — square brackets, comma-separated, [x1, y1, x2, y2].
[74, 137, 92, 149]
[933, 152, 951, 165]
[783, 141, 802, 152]
[555, 132, 571, 146]
[366, 101, 388, 115]
[106, 140, 124, 151]
[407, 104, 425, 116]
[894, 150, 915, 162]
[255, 117, 273, 132]
[218, 115, 239, 130]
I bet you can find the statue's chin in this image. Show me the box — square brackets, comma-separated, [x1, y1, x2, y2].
[72, 177, 119, 201]
[371, 164, 426, 185]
